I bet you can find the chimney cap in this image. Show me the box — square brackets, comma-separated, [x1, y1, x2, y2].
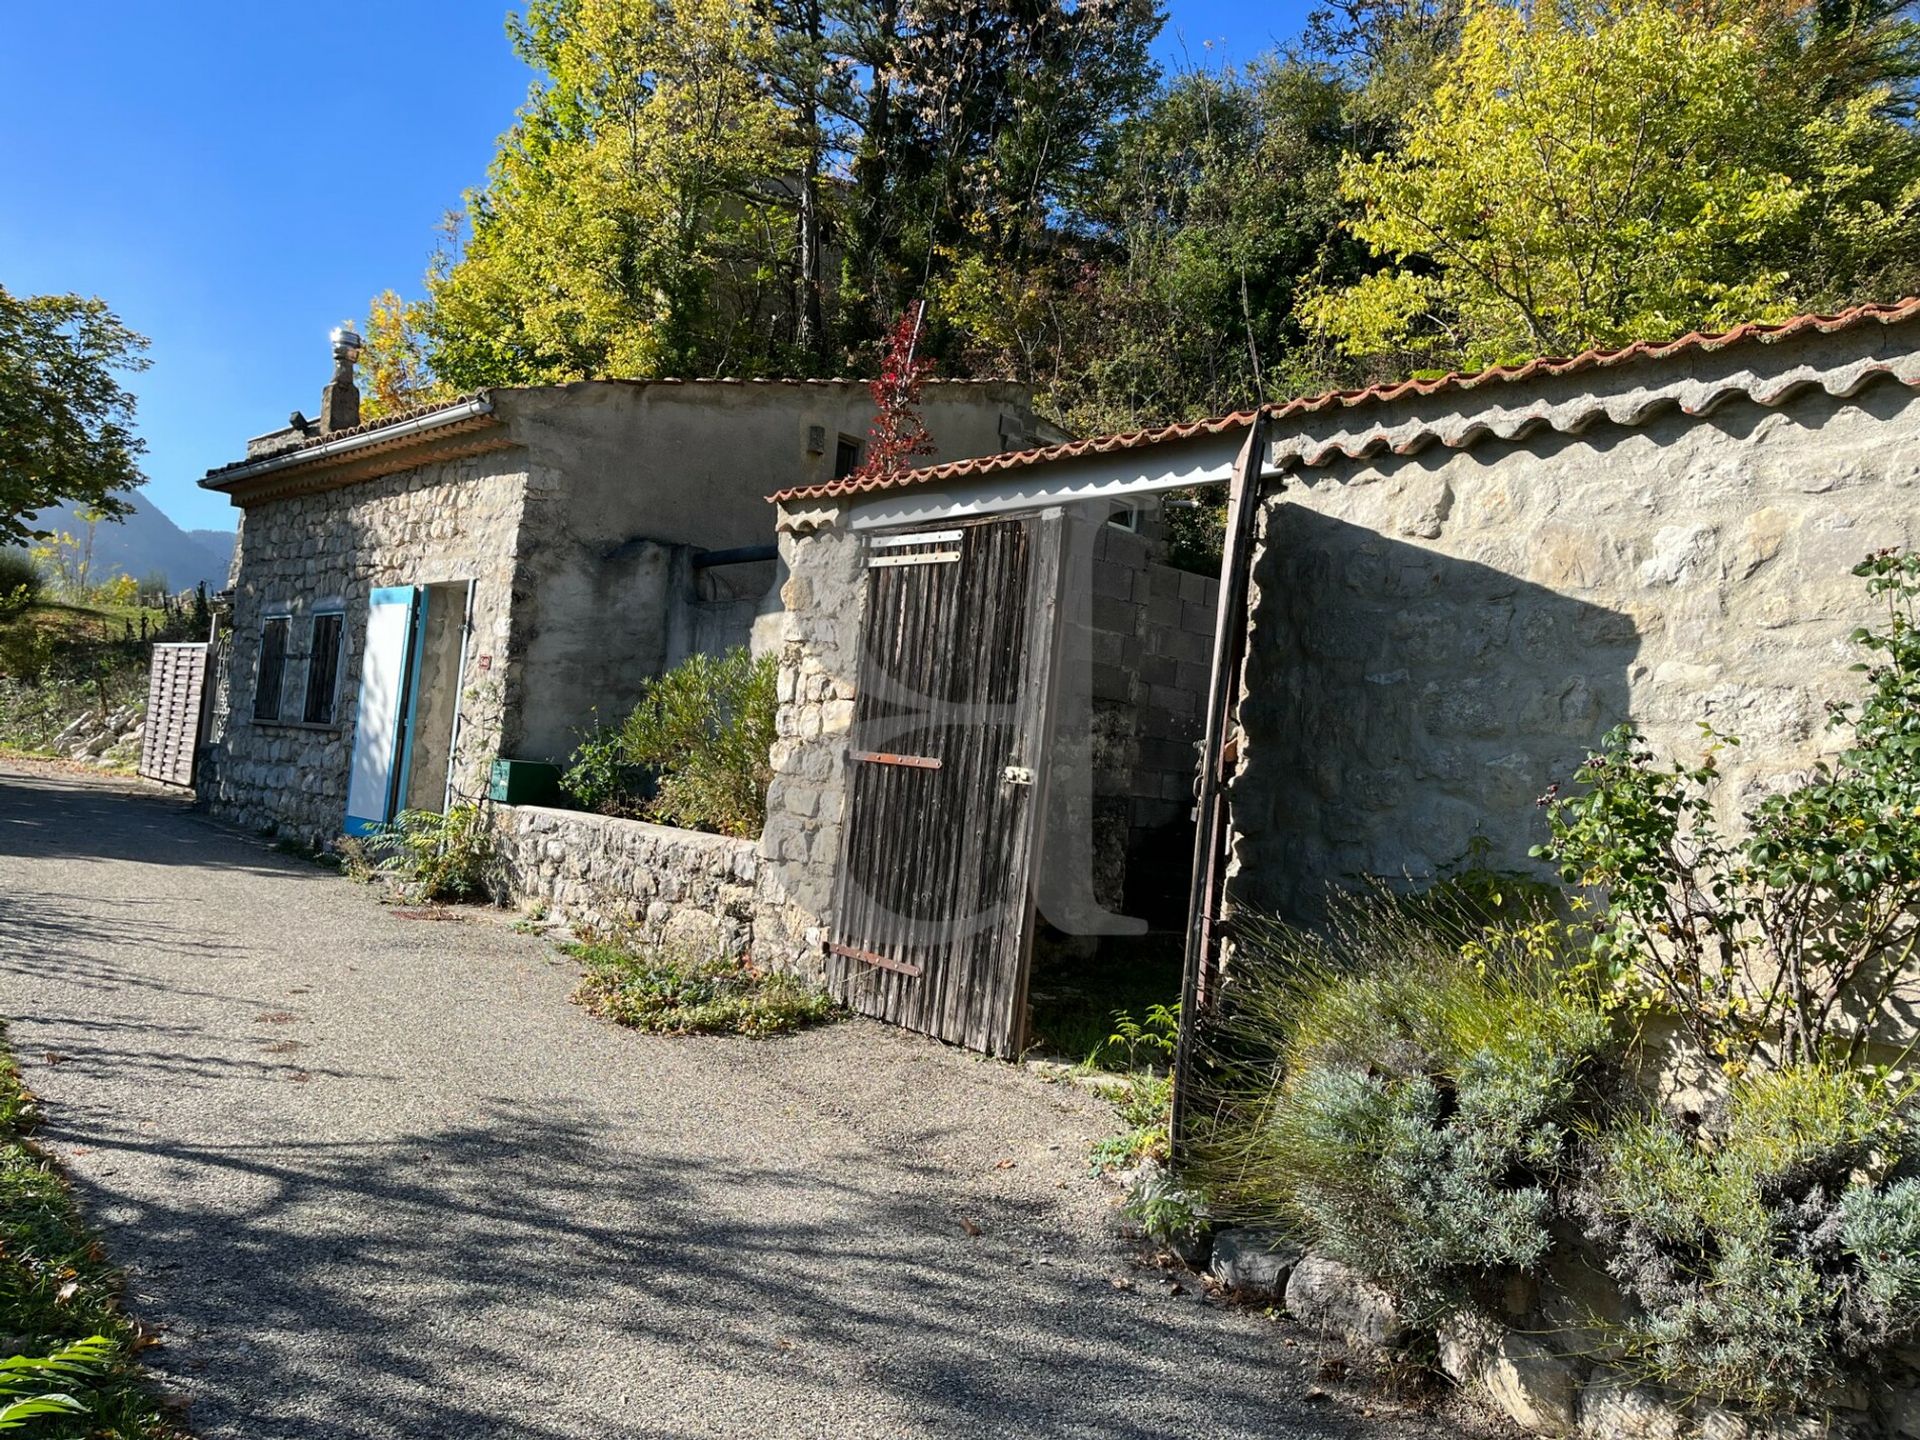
[330, 321, 363, 359]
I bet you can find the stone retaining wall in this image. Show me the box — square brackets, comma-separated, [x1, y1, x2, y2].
[1204, 1233, 1920, 1440]
[491, 804, 759, 958]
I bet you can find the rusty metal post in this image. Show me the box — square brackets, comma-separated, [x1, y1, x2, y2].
[1170, 412, 1269, 1164]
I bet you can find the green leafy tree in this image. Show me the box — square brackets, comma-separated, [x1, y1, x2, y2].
[1307, 0, 1920, 370]
[425, 0, 799, 387]
[0, 287, 147, 547]
[356, 288, 453, 420]
[1047, 60, 1362, 435]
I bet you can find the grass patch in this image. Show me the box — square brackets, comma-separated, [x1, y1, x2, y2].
[1025, 932, 1182, 1067]
[567, 940, 837, 1037]
[0, 1027, 182, 1438]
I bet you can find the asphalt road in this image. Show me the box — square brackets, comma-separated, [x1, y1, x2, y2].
[0, 759, 1482, 1440]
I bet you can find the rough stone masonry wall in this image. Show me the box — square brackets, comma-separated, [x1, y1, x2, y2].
[202, 455, 528, 846]
[1231, 382, 1920, 917]
[491, 804, 758, 958]
[752, 510, 866, 981]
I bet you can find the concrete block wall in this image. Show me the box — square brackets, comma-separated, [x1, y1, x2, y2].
[1087, 515, 1219, 922]
[1231, 382, 1920, 917]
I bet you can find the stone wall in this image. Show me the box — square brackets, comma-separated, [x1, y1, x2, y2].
[491, 804, 758, 957]
[201, 454, 528, 847]
[1231, 383, 1920, 916]
[753, 510, 866, 981]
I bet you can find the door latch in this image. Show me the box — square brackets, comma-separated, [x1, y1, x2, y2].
[1002, 765, 1035, 787]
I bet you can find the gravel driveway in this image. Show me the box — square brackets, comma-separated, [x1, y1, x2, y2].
[0, 759, 1481, 1440]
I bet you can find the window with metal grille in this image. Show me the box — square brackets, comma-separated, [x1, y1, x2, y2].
[834, 435, 863, 478]
[302, 612, 345, 724]
[253, 616, 290, 721]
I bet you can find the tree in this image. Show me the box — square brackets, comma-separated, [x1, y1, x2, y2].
[0, 287, 147, 547]
[425, 0, 799, 388]
[849, 0, 1163, 358]
[357, 288, 453, 420]
[1039, 59, 1365, 435]
[1305, 0, 1920, 371]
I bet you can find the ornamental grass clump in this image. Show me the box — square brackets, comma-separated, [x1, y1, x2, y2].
[1189, 899, 1619, 1322]
[1575, 1065, 1920, 1411]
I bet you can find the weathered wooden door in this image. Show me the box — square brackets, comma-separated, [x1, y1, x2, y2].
[828, 512, 1064, 1057]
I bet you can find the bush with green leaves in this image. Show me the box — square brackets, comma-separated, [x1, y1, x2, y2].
[363, 804, 498, 902]
[1537, 549, 1920, 1073]
[1189, 900, 1618, 1323]
[1575, 1065, 1919, 1410]
[562, 647, 776, 838]
[0, 551, 40, 615]
[569, 938, 835, 1037]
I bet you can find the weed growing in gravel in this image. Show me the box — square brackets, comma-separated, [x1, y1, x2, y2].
[567, 939, 837, 1037]
[0, 1026, 183, 1438]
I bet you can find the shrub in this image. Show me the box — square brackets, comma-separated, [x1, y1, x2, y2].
[1537, 549, 1920, 1072]
[562, 647, 776, 837]
[1090, 1070, 1174, 1173]
[1188, 899, 1618, 1322]
[0, 551, 41, 614]
[1575, 1066, 1918, 1410]
[363, 804, 498, 902]
[569, 939, 835, 1037]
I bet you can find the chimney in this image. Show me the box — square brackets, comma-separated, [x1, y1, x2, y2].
[321, 321, 362, 433]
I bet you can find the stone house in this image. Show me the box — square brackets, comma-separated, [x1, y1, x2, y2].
[196, 332, 1048, 846]
[751, 298, 1920, 1055]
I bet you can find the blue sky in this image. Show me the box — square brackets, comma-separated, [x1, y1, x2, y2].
[1, 1, 1311, 534]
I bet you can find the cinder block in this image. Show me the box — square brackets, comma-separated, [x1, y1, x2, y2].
[1132, 796, 1183, 829]
[1150, 566, 1185, 599]
[1175, 659, 1212, 695]
[1178, 570, 1211, 605]
[1092, 594, 1140, 637]
[1139, 654, 1179, 688]
[1092, 662, 1134, 703]
[1182, 598, 1218, 634]
[1092, 559, 1134, 601]
[1148, 683, 1197, 717]
[1146, 592, 1182, 631]
[1104, 527, 1148, 571]
[1164, 628, 1213, 665]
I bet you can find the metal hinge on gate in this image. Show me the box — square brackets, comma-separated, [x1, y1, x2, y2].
[827, 941, 925, 978]
[1002, 765, 1034, 787]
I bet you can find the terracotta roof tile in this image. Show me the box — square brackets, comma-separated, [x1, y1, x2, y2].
[770, 296, 1920, 505]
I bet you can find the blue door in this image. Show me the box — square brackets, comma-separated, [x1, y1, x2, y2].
[344, 586, 427, 835]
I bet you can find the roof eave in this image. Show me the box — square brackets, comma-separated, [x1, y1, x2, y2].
[200, 395, 509, 506]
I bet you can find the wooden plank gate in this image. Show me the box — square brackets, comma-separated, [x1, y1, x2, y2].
[139, 642, 211, 787]
[827, 512, 1064, 1057]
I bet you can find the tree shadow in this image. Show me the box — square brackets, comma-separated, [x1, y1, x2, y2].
[50, 1098, 1383, 1440]
[0, 764, 322, 876]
